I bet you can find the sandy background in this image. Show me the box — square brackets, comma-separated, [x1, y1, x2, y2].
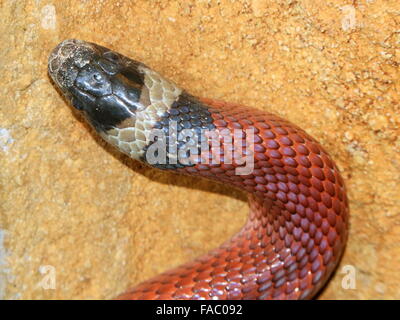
[0, 0, 399, 299]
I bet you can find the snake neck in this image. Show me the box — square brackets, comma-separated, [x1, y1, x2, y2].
[117, 99, 349, 300]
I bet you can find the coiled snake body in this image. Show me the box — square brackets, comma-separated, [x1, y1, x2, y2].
[48, 39, 349, 300]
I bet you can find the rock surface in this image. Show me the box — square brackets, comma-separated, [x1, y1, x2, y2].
[0, 0, 399, 299]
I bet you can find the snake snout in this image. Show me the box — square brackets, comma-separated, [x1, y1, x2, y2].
[48, 39, 98, 90]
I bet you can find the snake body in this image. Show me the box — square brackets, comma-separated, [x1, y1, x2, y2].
[48, 39, 349, 300]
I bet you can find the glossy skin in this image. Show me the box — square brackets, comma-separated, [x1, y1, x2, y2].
[48, 40, 349, 300]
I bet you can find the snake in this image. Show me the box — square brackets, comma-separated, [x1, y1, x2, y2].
[48, 39, 349, 300]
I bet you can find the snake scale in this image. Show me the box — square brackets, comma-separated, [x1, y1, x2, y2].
[48, 39, 349, 300]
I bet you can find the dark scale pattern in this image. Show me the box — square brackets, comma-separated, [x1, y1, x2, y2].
[143, 92, 217, 170]
[119, 98, 349, 300]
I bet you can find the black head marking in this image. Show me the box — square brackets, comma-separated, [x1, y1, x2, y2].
[48, 40, 146, 133]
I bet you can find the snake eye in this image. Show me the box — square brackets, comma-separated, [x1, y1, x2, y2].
[75, 64, 112, 97]
[93, 73, 102, 82]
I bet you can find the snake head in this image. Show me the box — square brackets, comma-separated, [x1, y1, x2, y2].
[48, 39, 184, 161]
[48, 39, 145, 133]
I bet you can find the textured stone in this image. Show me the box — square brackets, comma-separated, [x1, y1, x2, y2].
[0, 0, 399, 299]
